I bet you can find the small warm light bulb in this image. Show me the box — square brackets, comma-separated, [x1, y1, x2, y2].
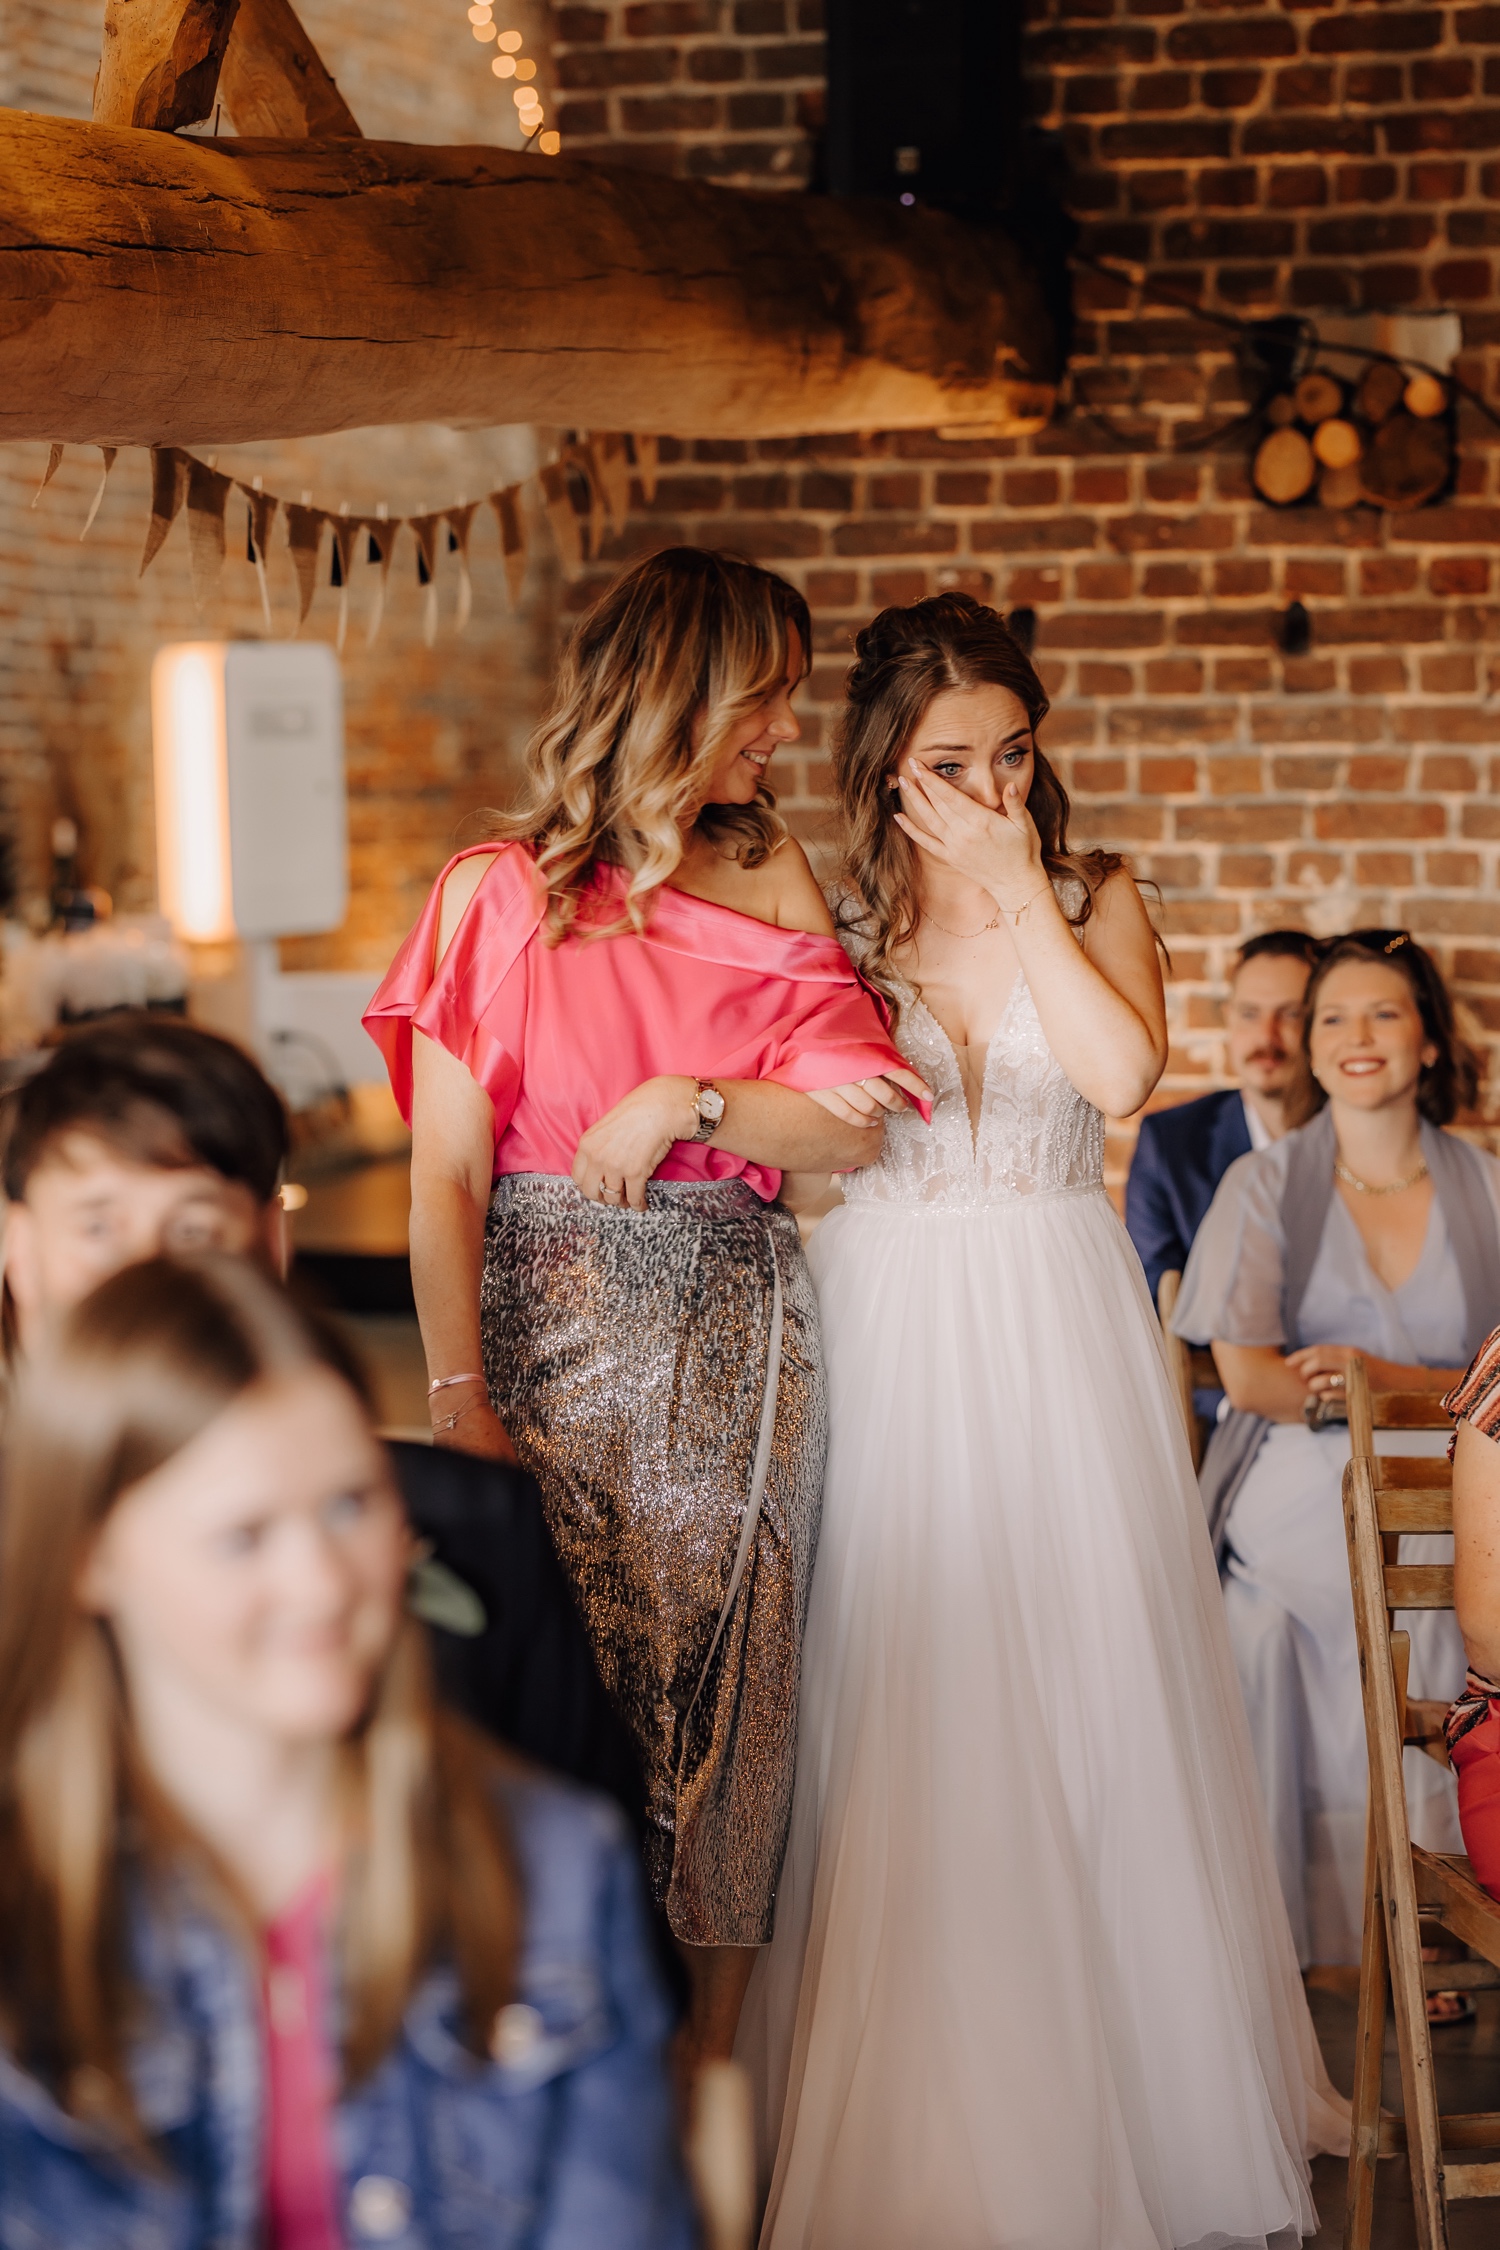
[539, 129, 561, 153]
[498, 26, 522, 48]
[466, 3, 491, 18]
[512, 84, 533, 106]
[472, 18, 497, 36]
[515, 54, 536, 77]
[492, 51, 516, 74]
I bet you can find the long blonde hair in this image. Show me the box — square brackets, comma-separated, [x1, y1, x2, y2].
[0, 1257, 519, 2142]
[833, 592, 1127, 1013]
[490, 546, 811, 939]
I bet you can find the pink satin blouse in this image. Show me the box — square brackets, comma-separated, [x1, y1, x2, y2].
[363, 843, 914, 1201]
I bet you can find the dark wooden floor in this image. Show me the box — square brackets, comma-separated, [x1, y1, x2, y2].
[1307, 1984, 1500, 2243]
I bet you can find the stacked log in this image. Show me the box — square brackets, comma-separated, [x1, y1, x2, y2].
[1251, 362, 1453, 513]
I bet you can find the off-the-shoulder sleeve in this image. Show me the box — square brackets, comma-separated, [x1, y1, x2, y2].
[759, 976, 932, 1117]
[1170, 1145, 1289, 1348]
[362, 844, 545, 1127]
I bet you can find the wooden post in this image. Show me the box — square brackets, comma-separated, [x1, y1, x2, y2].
[217, 0, 361, 138]
[92, 0, 241, 131]
[0, 110, 1057, 444]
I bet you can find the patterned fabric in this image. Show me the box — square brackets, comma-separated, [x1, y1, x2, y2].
[481, 1173, 825, 1948]
[1443, 1322, 1500, 1455]
[1445, 1665, 1500, 1757]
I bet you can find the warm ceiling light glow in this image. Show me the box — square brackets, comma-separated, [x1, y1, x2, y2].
[497, 27, 522, 49]
[473, 19, 497, 36]
[466, 3, 491, 17]
[492, 51, 516, 74]
[539, 129, 561, 153]
[152, 643, 233, 943]
[515, 55, 536, 77]
[512, 85, 532, 106]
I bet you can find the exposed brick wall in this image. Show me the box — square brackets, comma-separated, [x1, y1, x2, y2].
[552, 0, 1500, 1163]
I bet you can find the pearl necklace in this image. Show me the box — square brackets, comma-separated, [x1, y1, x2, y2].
[1334, 1155, 1430, 1196]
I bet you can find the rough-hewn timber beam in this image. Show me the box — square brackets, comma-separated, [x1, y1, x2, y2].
[217, 0, 362, 140]
[0, 110, 1056, 445]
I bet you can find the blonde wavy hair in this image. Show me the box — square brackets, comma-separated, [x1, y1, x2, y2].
[489, 546, 811, 939]
[0, 1256, 520, 2146]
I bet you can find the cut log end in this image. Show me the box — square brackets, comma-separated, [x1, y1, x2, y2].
[1359, 413, 1451, 511]
[1254, 425, 1317, 506]
[1294, 371, 1343, 426]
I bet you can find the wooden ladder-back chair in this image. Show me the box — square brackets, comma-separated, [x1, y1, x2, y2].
[1341, 1355, 1500, 2248]
[1156, 1270, 1218, 1472]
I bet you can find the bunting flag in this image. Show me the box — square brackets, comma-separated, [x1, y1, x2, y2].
[284, 500, 325, 629]
[79, 446, 118, 541]
[186, 457, 233, 611]
[445, 500, 478, 635]
[140, 448, 189, 578]
[33, 428, 668, 645]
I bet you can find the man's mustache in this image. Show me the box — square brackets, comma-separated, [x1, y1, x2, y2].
[1244, 1045, 1295, 1066]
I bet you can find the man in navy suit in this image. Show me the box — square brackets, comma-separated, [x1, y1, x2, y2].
[1126, 929, 1320, 1308]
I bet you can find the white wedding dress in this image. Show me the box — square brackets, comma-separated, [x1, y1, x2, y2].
[739, 919, 1348, 2250]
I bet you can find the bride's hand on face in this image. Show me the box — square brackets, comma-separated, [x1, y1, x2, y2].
[807, 1068, 931, 1127]
[892, 761, 1049, 917]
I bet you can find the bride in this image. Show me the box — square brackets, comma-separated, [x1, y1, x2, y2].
[738, 593, 1347, 2250]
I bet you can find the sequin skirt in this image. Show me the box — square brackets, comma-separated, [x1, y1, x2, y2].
[482, 1173, 826, 1947]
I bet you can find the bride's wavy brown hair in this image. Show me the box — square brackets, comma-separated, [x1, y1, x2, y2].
[488, 546, 811, 939]
[834, 592, 1127, 1012]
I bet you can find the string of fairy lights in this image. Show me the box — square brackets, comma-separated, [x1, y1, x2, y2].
[466, 3, 561, 153]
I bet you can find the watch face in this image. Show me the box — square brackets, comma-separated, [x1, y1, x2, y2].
[700, 1087, 726, 1125]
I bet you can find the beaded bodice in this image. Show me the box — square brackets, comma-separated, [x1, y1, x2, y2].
[839, 904, 1105, 1211]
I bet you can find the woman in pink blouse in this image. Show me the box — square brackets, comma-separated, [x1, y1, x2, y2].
[366, 549, 925, 2068]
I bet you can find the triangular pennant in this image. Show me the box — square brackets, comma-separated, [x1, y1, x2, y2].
[630, 433, 660, 505]
[588, 432, 632, 525]
[244, 482, 279, 630]
[490, 485, 527, 609]
[284, 501, 325, 629]
[140, 448, 189, 577]
[539, 459, 584, 572]
[363, 509, 396, 647]
[444, 501, 478, 635]
[186, 457, 233, 611]
[410, 512, 440, 646]
[330, 505, 358, 653]
[31, 443, 64, 509]
[79, 446, 118, 540]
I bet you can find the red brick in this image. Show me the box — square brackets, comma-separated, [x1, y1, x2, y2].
[1166, 17, 1296, 58]
[1198, 166, 1260, 207]
[805, 569, 857, 606]
[1359, 556, 1420, 596]
[867, 569, 931, 607]
[1383, 111, 1500, 155]
[1157, 900, 1248, 936]
[1004, 568, 1065, 604]
[1130, 169, 1192, 211]
[1107, 513, 1236, 554]
[558, 45, 676, 86]
[1073, 757, 1130, 792]
[934, 471, 991, 507]
[1039, 611, 1167, 650]
[726, 89, 786, 126]
[1144, 460, 1201, 503]
[1308, 9, 1443, 51]
[1075, 561, 1136, 599]
[1003, 469, 1063, 508]
[1454, 949, 1500, 981]
[1140, 754, 1200, 791]
[1276, 759, 1343, 791]
[1152, 855, 1209, 891]
[1308, 214, 1435, 255]
[1349, 656, 1409, 693]
[1207, 756, 1266, 797]
[1244, 116, 1378, 158]
[1065, 73, 1125, 113]
[868, 472, 923, 511]
[971, 516, 1098, 553]
[1252, 705, 1390, 744]
[1394, 705, 1500, 742]
[1100, 120, 1235, 161]
[1418, 655, 1479, 693]
[1316, 801, 1446, 839]
[1079, 662, 1135, 696]
[1343, 62, 1406, 104]
[1290, 850, 1345, 887]
[687, 45, 748, 81]
[1108, 703, 1238, 743]
[1463, 804, 1500, 839]
[1162, 217, 1296, 258]
[1406, 897, 1500, 936]
[1247, 508, 1382, 549]
[733, 0, 786, 27]
[1176, 609, 1279, 646]
[1032, 23, 1158, 65]
[1268, 166, 1329, 208]
[1073, 466, 1132, 506]
[1177, 804, 1305, 842]
[1143, 561, 1203, 596]
[1349, 753, 1412, 789]
[1420, 754, 1481, 789]
[1434, 259, 1493, 298]
[1414, 58, 1475, 101]
[1215, 657, 1276, 692]
[1409, 160, 1468, 200]
[1273, 64, 1336, 108]
[1215, 558, 1274, 596]
[1425, 851, 1483, 887]
[798, 471, 854, 511]
[1355, 851, 1417, 886]
[1131, 70, 1194, 110]
[1146, 657, 1205, 693]
[1201, 67, 1268, 107]
[555, 7, 609, 38]
[750, 40, 824, 77]
[1305, 604, 1449, 642]
[1220, 852, 1278, 888]
[624, 2, 715, 30]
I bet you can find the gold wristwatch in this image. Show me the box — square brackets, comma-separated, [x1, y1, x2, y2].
[689, 1079, 726, 1143]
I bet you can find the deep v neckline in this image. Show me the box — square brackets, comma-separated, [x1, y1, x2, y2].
[905, 975, 1028, 1159]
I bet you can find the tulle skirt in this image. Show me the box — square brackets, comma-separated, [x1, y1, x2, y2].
[739, 1188, 1347, 2250]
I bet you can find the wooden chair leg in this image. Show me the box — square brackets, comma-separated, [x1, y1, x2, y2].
[1382, 1875, 1449, 2250]
[1345, 1807, 1388, 2250]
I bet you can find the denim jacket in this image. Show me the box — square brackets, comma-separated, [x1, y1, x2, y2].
[0, 1770, 697, 2249]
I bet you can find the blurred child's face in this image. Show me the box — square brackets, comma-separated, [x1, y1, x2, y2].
[80, 1366, 410, 1750]
[5, 1133, 277, 1343]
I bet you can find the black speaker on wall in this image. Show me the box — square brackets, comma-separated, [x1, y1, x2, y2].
[824, 0, 1025, 219]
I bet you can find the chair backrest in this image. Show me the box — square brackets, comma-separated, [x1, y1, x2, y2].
[1156, 1269, 1220, 1473]
[1343, 1357, 1453, 1757]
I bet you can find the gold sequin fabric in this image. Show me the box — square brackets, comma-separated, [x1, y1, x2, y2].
[481, 1173, 826, 1947]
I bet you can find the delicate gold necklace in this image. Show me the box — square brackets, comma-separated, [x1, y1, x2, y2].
[1334, 1154, 1430, 1196]
[923, 908, 1002, 939]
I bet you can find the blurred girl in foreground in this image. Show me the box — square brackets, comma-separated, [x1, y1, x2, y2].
[0, 1256, 690, 2248]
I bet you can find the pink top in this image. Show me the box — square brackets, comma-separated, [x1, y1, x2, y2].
[364, 843, 916, 1199]
[263, 1877, 343, 2250]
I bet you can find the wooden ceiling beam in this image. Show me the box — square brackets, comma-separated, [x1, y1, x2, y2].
[92, 0, 241, 132]
[0, 110, 1057, 444]
[217, 0, 362, 140]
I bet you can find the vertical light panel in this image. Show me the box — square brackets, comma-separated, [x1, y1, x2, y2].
[151, 643, 233, 942]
